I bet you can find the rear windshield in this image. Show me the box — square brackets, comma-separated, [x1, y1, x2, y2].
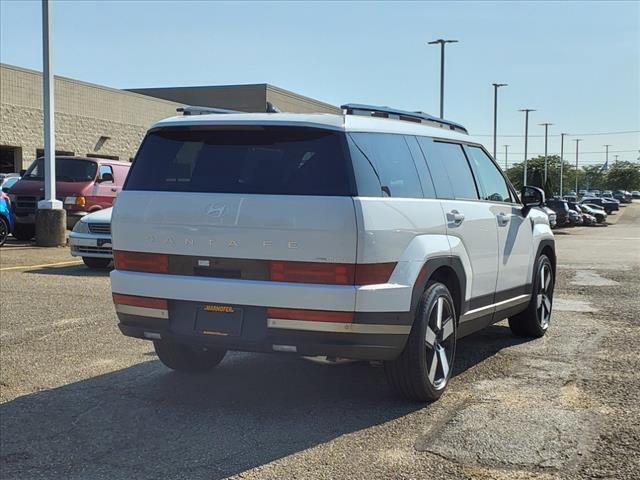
[125, 126, 353, 196]
[23, 158, 97, 183]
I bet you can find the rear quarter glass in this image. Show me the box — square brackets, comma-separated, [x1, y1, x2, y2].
[125, 126, 355, 196]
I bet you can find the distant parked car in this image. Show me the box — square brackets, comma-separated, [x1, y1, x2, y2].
[581, 197, 618, 213]
[541, 206, 557, 228]
[0, 191, 15, 246]
[567, 207, 582, 226]
[601, 191, 613, 199]
[613, 190, 632, 203]
[8, 156, 130, 241]
[578, 189, 588, 197]
[581, 204, 608, 224]
[546, 198, 572, 227]
[563, 195, 578, 203]
[69, 207, 112, 269]
[631, 191, 640, 199]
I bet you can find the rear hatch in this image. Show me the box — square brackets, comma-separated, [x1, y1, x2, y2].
[112, 124, 358, 274]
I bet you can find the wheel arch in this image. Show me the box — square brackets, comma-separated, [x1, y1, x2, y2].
[410, 256, 466, 323]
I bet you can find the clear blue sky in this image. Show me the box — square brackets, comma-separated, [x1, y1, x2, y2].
[1, 0, 638, 167]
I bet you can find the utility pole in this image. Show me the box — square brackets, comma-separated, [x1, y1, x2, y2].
[519, 109, 535, 185]
[503, 144, 510, 171]
[574, 139, 582, 194]
[614, 154, 619, 164]
[540, 122, 553, 184]
[36, 0, 66, 246]
[603, 144, 611, 168]
[428, 39, 458, 118]
[492, 83, 507, 159]
[559, 133, 567, 197]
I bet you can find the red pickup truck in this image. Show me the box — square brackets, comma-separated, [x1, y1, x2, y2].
[8, 156, 130, 240]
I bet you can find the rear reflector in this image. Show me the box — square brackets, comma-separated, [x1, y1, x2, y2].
[269, 261, 395, 285]
[112, 293, 168, 310]
[114, 251, 168, 274]
[354, 263, 396, 285]
[267, 307, 354, 323]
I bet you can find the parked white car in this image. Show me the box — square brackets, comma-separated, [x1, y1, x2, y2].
[110, 104, 555, 402]
[69, 207, 112, 269]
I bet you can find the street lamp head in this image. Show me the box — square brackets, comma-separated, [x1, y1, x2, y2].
[493, 83, 508, 87]
[428, 39, 458, 45]
[519, 108, 536, 113]
[539, 122, 554, 127]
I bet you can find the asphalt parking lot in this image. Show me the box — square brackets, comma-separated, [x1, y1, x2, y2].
[1, 204, 639, 480]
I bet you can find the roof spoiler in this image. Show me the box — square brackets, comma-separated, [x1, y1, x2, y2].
[177, 105, 241, 116]
[341, 103, 468, 134]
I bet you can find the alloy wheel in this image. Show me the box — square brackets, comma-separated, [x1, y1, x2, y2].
[424, 296, 456, 390]
[536, 263, 553, 329]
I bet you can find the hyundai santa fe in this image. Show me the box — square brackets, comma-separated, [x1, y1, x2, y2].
[110, 104, 555, 402]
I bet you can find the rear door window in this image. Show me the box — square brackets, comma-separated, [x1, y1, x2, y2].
[417, 138, 478, 200]
[348, 133, 423, 198]
[125, 127, 353, 196]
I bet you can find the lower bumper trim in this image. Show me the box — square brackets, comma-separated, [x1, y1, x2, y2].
[267, 318, 411, 335]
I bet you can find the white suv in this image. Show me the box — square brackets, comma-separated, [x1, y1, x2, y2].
[110, 104, 555, 402]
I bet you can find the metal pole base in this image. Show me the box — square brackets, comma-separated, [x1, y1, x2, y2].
[35, 208, 67, 247]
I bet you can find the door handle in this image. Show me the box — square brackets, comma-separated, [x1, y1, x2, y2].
[447, 210, 465, 225]
[497, 212, 510, 226]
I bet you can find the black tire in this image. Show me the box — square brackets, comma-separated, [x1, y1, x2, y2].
[0, 216, 9, 246]
[153, 340, 226, 373]
[509, 254, 554, 338]
[384, 282, 457, 403]
[13, 223, 34, 241]
[82, 256, 112, 269]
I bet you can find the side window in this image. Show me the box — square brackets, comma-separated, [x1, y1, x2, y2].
[99, 164, 114, 182]
[349, 133, 423, 198]
[417, 138, 478, 200]
[404, 136, 436, 199]
[465, 146, 512, 203]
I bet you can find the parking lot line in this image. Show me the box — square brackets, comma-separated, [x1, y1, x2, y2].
[0, 260, 83, 271]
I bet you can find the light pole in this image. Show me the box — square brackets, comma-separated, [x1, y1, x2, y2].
[519, 109, 535, 185]
[614, 154, 619, 164]
[503, 144, 510, 171]
[428, 39, 458, 118]
[574, 139, 582, 194]
[36, 0, 66, 246]
[559, 133, 567, 196]
[540, 122, 553, 184]
[492, 83, 507, 159]
[603, 144, 611, 168]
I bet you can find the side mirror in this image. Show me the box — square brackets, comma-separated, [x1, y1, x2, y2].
[521, 186, 545, 215]
[20, 169, 26, 176]
[99, 172, 114, 183]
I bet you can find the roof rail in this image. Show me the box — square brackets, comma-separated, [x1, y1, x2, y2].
[340, 103, 468, 134]
[177, 105, 241, 116]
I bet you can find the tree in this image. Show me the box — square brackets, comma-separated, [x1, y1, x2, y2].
[506, 155, 579, 196]
[606, 161, 640, 191]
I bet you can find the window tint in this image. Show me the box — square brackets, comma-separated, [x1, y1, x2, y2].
[404, 136, 436, 199]
[126, 127, 352, 196]
[346, 135, 383, 197]
[418, 139, 478, 200]
[23, 158, 97, 183]
[465, 146, 512, 203]
[348, 133, 423, 198]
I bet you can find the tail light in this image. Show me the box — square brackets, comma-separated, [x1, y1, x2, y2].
[114, 251, 168, 273]
[112, 293, 168, 310]
[267, 307, 353, 323]
[269, 261, 395, 285]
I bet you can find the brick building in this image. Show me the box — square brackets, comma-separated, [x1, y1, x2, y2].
[0, 63, 339, 173]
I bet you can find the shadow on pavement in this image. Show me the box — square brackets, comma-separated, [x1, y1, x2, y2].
[0, 324, 526, 479]
[26, 264, 111, 277]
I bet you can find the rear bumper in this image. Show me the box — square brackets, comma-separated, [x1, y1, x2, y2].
[115, 302, 411, 361]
